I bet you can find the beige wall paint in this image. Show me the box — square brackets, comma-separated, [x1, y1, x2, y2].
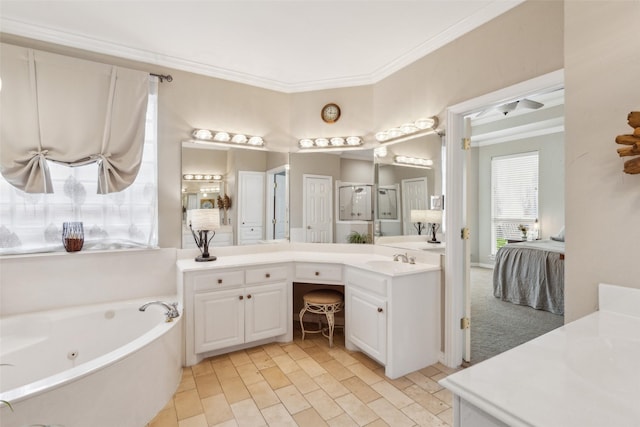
[564, 1, 640, 321]
[373, 1, 564, 129]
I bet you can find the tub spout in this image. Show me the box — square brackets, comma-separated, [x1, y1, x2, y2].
[139, 301, 180, 322]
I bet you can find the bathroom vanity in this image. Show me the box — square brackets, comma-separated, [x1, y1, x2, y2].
[177, 246, 441, 379]
[439, 284, 640, 427]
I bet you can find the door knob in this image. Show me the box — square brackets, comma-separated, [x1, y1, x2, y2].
[239, 295, 244, 300]
[217, 279, 222, 284]
[247, 294, 252, 299]
[377, 307, 383, 313]
[265, 273, 271, 278]
[315, 271, 320, 276]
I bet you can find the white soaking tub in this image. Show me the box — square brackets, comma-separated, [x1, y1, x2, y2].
[0, 297, 182, 427]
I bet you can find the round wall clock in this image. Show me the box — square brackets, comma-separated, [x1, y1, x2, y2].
[321, 103, 341, 123]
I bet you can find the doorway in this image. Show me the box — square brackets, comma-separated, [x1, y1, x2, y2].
[266, 166, 288, 240]
[401, 177, 428, 236]
[443, 70, 565, 367]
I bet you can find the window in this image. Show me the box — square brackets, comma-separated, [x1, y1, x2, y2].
[0, 80, 158, 254]
[491, 151, 538, 255]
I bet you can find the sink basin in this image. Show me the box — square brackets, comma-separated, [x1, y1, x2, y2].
[364, 260, 425, 274]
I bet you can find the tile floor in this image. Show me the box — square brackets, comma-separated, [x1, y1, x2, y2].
[148, 327, 458, 427]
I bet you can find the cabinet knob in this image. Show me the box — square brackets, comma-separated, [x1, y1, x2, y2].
[265, 273, 270, 278]
[217, 279, 223, 284]
[239, 295, 244, 300]
[315, 271, 320, 276]
[247, 294, 252, 299]
[377, 307, 383, 313]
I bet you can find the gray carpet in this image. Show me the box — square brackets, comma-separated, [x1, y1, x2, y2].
[470, 267, 564, 364]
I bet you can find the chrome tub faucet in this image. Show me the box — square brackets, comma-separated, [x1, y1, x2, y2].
[139, 301, 180, 322]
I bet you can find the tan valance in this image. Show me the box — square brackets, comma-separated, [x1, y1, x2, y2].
[0, 43, 149, 194]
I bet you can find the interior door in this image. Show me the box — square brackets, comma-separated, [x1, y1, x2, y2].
[401, 177, 428, 235]
[303, 174, 332, 243]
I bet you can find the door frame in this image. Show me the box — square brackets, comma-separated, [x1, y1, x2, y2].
[443, 69, 564, 368]
[266, 165, 289, 240]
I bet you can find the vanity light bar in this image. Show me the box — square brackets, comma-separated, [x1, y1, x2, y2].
[183, 174, 223, 181]
[394, 155, 434, 168]
[375, 116, 439, 142]
[192, 129, 265, 147]
[298, 136, 362, 149]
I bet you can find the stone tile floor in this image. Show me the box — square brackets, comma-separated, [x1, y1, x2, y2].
[148, 327, 458, 427]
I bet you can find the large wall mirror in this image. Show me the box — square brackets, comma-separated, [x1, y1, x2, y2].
[181, 134, 441, 248]
[374, 133, 444, 243]
[288, 150, 375, 244]
[181, 142, 289, 248]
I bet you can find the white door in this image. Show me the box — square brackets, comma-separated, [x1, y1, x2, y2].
[346, 287, 387, 364]
[245, 282, 288, 342]
[401, 177, 428, 235]
[303, 174, 333, 243]
[238, 171, 265, 227]
[194, 289, 244, 352]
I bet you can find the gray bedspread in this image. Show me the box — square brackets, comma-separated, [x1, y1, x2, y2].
[493, 240, 565, 315]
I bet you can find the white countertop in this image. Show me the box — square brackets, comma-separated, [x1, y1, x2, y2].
[177, 249, 440, 277]
[439, 284, 640, 427]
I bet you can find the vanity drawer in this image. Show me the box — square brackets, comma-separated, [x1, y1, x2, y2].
[192, 270, 245, 291]
[295, 263, 343, 283]
[345, 267, 388, 296]
[245, 264, 289, 285]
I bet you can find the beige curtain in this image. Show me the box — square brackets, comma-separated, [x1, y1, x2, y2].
[0, 43, 149, 194]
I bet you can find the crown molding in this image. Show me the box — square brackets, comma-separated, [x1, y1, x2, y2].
[0, 0, 524, 93]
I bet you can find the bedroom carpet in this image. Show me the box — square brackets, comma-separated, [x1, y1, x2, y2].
[470, 267, 564, 364]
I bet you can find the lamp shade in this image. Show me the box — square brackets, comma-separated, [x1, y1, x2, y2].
[190, 208, 220, 231]
[410, 209, 429, 223]
[423, 209, 442, 224]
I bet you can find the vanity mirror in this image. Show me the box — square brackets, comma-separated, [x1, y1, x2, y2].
[181, 142, 289, 248]
[288, 150, 375, 244]
[374, 133, 443, 242]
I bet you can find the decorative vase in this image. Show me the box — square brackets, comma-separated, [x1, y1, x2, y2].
[62, 222, 84, 252]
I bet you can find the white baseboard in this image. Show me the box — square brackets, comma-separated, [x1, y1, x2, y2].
[471, 262, 494, 269]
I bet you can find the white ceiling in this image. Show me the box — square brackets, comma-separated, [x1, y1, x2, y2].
[0, 0, 524, 93]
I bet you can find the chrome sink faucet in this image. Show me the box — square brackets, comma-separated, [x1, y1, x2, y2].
[139, 301, 180, 322]
[393, 253, 409, 263]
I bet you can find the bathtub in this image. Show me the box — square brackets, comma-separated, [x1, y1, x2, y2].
[0, 297, 182, 427]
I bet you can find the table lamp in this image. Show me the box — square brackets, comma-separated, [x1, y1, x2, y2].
[424, 209, 442, 244]
[189, 208, 220, 262]
[410, 209, 429, 235]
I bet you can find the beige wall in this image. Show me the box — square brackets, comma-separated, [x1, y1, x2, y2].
[564, 0, 640, 321]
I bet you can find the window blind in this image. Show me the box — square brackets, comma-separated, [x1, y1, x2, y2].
[491, 151, 539, 254]
[0, 43, 149, 194]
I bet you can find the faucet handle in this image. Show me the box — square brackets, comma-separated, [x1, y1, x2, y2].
[408, 256, 416, 264]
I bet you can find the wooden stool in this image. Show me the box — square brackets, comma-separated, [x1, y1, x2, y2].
[299, 290, 344, 347]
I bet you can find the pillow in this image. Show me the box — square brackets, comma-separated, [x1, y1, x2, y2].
[551, 226, 565, 242]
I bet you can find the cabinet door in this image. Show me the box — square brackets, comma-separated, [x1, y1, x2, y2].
[238, 171, 265, 227]
[347, 287, 387, 363]
[194, 289, 244, 353]
[244, 282, 288, 342]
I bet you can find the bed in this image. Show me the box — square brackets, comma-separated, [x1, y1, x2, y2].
[493, 239, 565, 315]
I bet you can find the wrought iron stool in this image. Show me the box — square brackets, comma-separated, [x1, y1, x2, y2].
[299, 290, 344, 347]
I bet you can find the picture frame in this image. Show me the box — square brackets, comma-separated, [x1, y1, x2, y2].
[200, 199, 215, 209]
[430, 195, 444, 210]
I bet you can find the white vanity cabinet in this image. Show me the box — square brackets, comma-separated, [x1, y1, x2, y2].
[347, 285, 387, 363]
[345, 266, 440, 379]
[183, 263, 291, 365]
